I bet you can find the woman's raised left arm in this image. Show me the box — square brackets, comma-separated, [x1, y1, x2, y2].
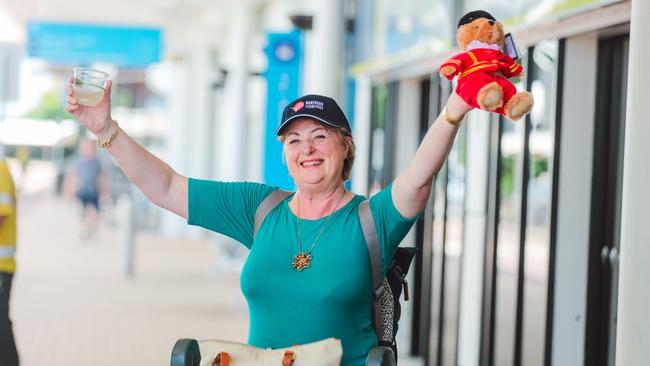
[391, 92, 472, 218]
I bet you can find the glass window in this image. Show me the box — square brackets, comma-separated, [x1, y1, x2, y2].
[368, 82, 398, 195]
[373, 0, 454, 59]
[440, 123, 467, 366]
[429, 163, 447, 364]
[521, 40, 558, 366]
[462, 0, 516, 23]
[428, 76, 452, 366]
[369, 84, 388, 195]
[426, 76, 467, 365]
[462, 0, 620, 27]
[493, 50, 528, 366]
[489, 42, 559, 366]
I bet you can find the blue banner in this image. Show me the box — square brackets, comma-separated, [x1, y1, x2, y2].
[27, 21, 162, 68]
[263, 30, 303, 190]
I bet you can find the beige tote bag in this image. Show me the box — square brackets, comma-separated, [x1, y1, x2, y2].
[197, 337, 342, 366]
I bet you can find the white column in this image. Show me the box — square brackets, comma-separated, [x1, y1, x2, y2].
[118, 195, 135, 278]
[551, 33, 598, 366]
[302, 0, 344, 99]
[351, 75, 371, 195]
[188, 44, 219, 241]
[156, 18, 218, 238]
[211, 83, 225, 181]
[616, 0, 650, 364]
[217, 4, 255, 181]
[160, 56, 191, 237]
[457, 111, 491, 366]
[394, 79, 421, 363]
[187, 45, 215, 180]
[246, 75, 266, 182]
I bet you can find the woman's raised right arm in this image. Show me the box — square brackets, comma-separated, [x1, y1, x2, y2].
[65, 78, 188, 219]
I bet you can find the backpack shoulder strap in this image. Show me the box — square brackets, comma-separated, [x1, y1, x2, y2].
[358, 200, 383, 297]
[254, 189, 292, 239]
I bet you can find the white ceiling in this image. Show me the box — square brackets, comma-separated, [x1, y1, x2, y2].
[0, 0, 244, 45]
[0, 0, 310, 72]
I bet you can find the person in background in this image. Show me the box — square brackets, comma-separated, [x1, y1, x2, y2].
[15, 147, 30, 179]
[0, 158, 19, 366]
[65, 139, 108, 241]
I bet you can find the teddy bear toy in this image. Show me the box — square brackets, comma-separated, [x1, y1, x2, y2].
[439, 10, 533, 121]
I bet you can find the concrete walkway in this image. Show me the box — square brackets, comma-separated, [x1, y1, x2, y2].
[11, 188, 248, 366]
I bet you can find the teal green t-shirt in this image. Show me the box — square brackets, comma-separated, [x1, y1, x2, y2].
[187, 179, 420, 365]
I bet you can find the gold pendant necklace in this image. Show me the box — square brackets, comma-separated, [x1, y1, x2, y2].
[291, 251, 312, 271]
[291, 190, 345, 272]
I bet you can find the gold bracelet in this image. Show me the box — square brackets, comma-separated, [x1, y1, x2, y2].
[442, 107, 464, 127]
[97, 120, 119, 148]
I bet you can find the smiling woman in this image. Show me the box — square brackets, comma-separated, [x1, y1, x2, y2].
[281, 120, 353, 182]
[280, 123, 356, 181]
[65, 80, 471, 364]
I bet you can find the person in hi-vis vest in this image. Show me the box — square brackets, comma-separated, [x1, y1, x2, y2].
[0, 158, 19, 366]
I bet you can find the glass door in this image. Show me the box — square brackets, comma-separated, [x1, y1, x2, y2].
[585, 34, 628, 366]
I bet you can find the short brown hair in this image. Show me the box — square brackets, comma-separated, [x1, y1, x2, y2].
[336, 128, 356, 181]
[278, 126, 356, 181]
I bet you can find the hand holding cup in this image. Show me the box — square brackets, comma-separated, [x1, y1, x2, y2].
[65, 68, 114, 138]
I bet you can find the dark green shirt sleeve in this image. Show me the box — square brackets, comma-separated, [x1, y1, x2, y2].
[187, 179, 277, 249]
[369, 183, 423, 273]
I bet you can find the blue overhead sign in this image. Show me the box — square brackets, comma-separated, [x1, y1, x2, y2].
[27, 21, 162, 68]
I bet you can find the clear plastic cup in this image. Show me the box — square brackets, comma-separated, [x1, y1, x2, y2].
[73, 67, 110, 107]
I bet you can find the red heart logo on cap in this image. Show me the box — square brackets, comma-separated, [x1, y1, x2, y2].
[291, 101, 305, 112]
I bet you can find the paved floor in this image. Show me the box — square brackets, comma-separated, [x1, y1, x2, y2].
[11, 187, 248, 366]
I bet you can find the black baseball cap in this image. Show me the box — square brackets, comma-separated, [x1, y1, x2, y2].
[458, 10, 496, 28]
[276, 94, 351, 135]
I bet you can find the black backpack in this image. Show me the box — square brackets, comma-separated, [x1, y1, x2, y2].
[254, 190, 417, 360]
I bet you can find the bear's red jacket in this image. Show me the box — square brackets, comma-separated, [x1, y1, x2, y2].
[439, 48, 523, 114]
[440, 48, 522, 80]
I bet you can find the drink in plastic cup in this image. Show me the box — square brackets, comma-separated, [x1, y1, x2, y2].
[73, 68, 110, 107]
